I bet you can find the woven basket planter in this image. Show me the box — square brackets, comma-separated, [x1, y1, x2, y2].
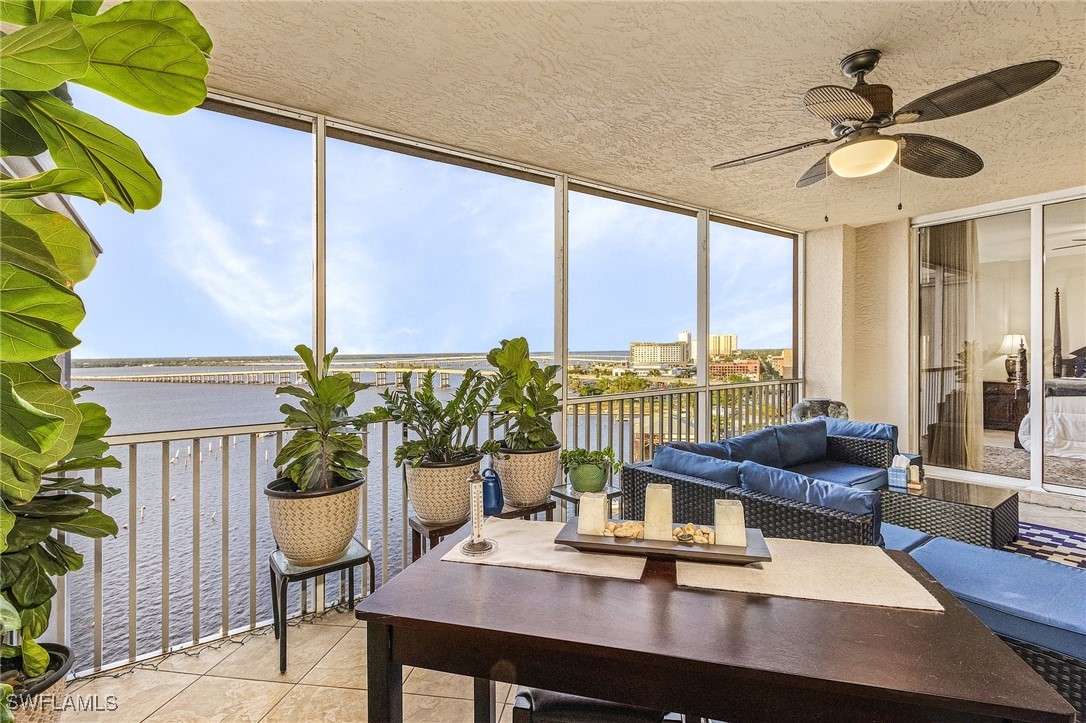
[11, 644, 73, 723]
[405, 456, 481, 525]
[492, 444, 561, 507]
[265, 477, 363, 566]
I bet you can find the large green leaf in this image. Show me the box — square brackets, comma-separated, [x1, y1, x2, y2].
[0, 167, 107, 203]
[0, 374, 63, 455]
[0, 454, 39, 504]
[0, 498, 12, 554]
[0, 0, 101, 23]
[0, 208, 67, 286]
[0, 0, 35, 24]
[41, 535, 81, 570]
[0, 362, 79, 472]
[0, 19, 88, 91]
[0, 262, 84, 362]
[0, 595, 19, 632]
[4, 516, 50, 552]
[15, 492, 91, 518]
[0, 95, 47, 156]
[11, 546, 55, 607]
[83, 0, 211, 55]
[20, 636, 49, 677]
[1, 89, 161, 211]
[72, 19, 207, 115]
[52, 507, 116, 537]
[19, 600, 49, 638]
[2, 197, 96, 284]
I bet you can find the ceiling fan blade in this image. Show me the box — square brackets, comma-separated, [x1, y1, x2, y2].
[711, 138, 837, 170]
[895, 134, 984, 178]
[896, 60, 1061, 123]
[796, 155, 830, 188]
[803, 85, 874, 125]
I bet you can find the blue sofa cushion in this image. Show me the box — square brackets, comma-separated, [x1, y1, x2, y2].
[911, 537, 1086, 660]
[774, 419, 828, 467]
[787, 460, 888, 490]
[724, 427, 783, 468]
[653, 446, 739, 487]
[663, 440, 732, 460]
[738, 461, 881, 541]
[821, 417, 899, 454]
[881, 524, 932, 553]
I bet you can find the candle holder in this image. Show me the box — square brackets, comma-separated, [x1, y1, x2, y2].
[461, 471, 496, 556]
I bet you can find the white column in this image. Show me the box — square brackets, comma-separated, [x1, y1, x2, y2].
[696, 210, 710, 441]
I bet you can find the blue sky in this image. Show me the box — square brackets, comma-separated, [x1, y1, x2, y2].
[69, 88, 793, 359]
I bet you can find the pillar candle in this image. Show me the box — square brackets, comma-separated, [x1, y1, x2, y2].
[644, 483, 673, 541]
[714, 499, 747, 548]
[577, 492, 609, 535]
[908, 465, 921, 484]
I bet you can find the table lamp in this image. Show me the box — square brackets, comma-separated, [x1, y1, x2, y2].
[997, 334, 1027, 382]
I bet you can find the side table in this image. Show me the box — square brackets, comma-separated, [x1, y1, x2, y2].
[550, 483, 622, 515]
[269, 538, 375, 672]
[408, 499, 557, 562]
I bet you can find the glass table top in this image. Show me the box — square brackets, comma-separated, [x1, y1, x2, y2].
[550, 483, 622, 503]
[886, 477, 1018, 508]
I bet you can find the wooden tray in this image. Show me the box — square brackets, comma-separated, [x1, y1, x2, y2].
[554, 519, 772, 565]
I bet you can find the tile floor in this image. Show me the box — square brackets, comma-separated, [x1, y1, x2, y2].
[60, 501, 1082, 722]
[65, 609, 518, 722]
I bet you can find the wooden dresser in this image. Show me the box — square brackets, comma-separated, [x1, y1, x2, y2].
[983, 381, 1026, 431]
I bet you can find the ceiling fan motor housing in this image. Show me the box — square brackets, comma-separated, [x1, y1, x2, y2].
[852, 83, 895, 125]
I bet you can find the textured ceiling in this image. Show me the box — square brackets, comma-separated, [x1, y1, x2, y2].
[190, 1, 1086, 231]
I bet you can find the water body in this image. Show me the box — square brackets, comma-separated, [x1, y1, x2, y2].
[65, 354, 628, 672]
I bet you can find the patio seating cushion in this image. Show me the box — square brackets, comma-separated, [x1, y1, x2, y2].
[722, 427, 783, 468]
[515, 687, 666, 722]
[786, 460, 888, 489]
[653, 446, 739, 487]
[738, 461, 881, 541]
[774, 418, 828, 467]
[910, 536, 1086, 659]
[663, 440, 731, 460]
[881, 523, 932, 553]
[821, 418, 899, 454]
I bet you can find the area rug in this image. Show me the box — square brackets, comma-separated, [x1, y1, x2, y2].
[1004, 523, 1086, 569]
[981, 445, 1086, 489]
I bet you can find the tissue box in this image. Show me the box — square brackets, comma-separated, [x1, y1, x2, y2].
[888, 466, 907, 488]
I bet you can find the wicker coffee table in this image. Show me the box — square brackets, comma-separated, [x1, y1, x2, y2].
[880, 478, 1019, 548]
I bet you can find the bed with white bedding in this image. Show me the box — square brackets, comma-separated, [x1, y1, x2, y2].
[1018, 379, 1086, 459]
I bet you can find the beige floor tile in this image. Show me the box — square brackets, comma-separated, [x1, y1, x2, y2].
[205, 623, 348, 684]
[299, 628, 367, 689]
[403, 693, 474, 723]
[1020, 503, 1086, 533]
[144, 675, 292, 722]
[311, 609, 359, 627]
[262, 684, 367, 722]
[500, 703, 514, 723]
[403, 668, 510, 702]
[62, 669, 197, 722]
[505, 684, 520, 705]
[149, 639, 242, 675]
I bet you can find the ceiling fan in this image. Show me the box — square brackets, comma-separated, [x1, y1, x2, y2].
[711, 50, 1061, 188]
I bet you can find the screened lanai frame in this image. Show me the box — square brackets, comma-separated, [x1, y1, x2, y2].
[203, 88, 806, 445]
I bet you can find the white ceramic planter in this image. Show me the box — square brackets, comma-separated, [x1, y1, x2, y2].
[492, 444, 561, 507]
[265, 477, 363, 566]
[405, 456, 481, 525]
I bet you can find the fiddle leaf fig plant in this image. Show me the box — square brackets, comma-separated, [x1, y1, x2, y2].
[487, 337, 561, 450]
[0, 0, 212, 704]
[273, 345, 371, 492]
[370, 369, 500, 467]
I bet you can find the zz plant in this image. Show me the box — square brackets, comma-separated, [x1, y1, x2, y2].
[274, 345, 371, 491]
[0, 0, 211, 709]
[487, 337, 561, 450]
[371, 370, 500, 467]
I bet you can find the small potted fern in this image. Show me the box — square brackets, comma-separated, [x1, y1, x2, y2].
[369, 370, 498, 525]
[266, 345, 370, 566]
[487, 338, 563, 506]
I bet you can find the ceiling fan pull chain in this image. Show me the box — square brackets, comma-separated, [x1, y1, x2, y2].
[824, 154, 831, 223]
[897, 141, 903, 211]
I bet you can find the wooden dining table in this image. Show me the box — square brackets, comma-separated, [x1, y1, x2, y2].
[355, 527, 1076, 723]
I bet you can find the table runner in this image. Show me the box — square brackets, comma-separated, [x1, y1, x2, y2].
[676, 538, 944, 611]
[441, 518, 646, 579]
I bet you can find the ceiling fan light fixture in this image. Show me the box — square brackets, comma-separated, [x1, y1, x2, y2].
[828, 136, 900, 178]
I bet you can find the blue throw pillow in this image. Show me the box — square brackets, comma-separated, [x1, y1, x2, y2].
[738, 461, 881, 541]
[664, 440, 732, 460]
[653, 446, 740, 487]
[822, 417, 899, 454]
[724, 427, 782, 468]
[774, 419, 828, 467]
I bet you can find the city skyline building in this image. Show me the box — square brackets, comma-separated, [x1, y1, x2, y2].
[631, 341, 689, 366]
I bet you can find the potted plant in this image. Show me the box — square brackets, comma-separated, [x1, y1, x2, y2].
[487, 338, 563, 506]
[0, 4, 211, 718]
[560, 446, 622, 493]
[370, 370, 499, 525]
[266, 345, 371, 566]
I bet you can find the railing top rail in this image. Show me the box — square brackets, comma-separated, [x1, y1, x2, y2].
[104, 422, 289, 446]
[708, 378, 803, 390]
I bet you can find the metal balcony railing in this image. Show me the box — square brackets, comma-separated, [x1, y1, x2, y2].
[58, 379, 800, 676]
